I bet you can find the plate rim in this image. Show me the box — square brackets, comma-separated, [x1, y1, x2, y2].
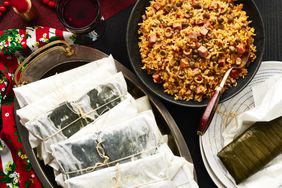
[199, 61, 282, 187]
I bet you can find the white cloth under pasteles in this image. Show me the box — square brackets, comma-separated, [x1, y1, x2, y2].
[223, 75, 282, 143]
[14, 55, 116, 108]
[50, 110, 166, 181]
[23, 73, 128, 165]
[251, 75, 281, 107]
[70, 95, 152, 139]
[65, 144, 198, 188]
[222, 75, 282, 188]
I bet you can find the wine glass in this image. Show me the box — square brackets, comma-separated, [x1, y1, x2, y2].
[57, 0, 104, 43]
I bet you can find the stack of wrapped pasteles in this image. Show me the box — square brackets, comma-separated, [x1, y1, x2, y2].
[14, 55, 198, 188]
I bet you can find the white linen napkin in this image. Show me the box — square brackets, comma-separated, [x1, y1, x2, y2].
[222, 75, 282, 188]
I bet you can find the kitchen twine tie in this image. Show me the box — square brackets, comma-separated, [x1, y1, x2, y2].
[63, 144, 162, 176]
[66, 102, 94, 125]
[64, 139, 110, 179]
[53, 71, 95, 125]
[52, 72, 96, 126]
[216, 103, 253, 128]
[31, 94, 125, 142]
[64, 142, 193, 188]
[112, 163, 121, 188]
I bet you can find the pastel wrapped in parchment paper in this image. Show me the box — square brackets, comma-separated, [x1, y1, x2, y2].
[51, 110, 165, 180]
[16, 66, 118, 125]
[51, 97, 152, 186]
[65, 145, 198, 188]
[24, 73, 127, 165]
[17, 69, 124, 163]
[16, 63, 117, 163]
[70, 95, 151, 140]
[14, 55, 116, 108]
[50, 95, 150, 170]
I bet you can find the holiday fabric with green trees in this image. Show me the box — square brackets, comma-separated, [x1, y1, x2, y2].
[0, 27, 75, 188]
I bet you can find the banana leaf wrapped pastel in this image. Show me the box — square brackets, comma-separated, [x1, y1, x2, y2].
[217, 116, 282, 184]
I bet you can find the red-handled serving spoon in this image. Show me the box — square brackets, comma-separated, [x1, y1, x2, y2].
[198, 52, 250, 136]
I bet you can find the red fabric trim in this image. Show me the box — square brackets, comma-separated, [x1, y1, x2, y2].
[35, 27, 49, 48]
[1, 104, 42, 188]
[19, 29, 27, 49]
[55, 29, 64, 40]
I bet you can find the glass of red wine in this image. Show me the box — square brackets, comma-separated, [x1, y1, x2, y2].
[57, 0, 103, 43]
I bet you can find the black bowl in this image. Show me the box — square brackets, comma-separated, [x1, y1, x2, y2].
[127, 0, 265, 107]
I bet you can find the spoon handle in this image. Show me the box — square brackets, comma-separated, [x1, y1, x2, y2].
[198, 67, 233, 135]
[198, 87, 222, 136]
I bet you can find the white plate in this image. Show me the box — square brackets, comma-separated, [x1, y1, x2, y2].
[199, 138, 225, 187]
[200, 61, 282, 188]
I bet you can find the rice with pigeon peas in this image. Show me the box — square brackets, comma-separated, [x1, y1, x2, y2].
[138, 0, 256, 102]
